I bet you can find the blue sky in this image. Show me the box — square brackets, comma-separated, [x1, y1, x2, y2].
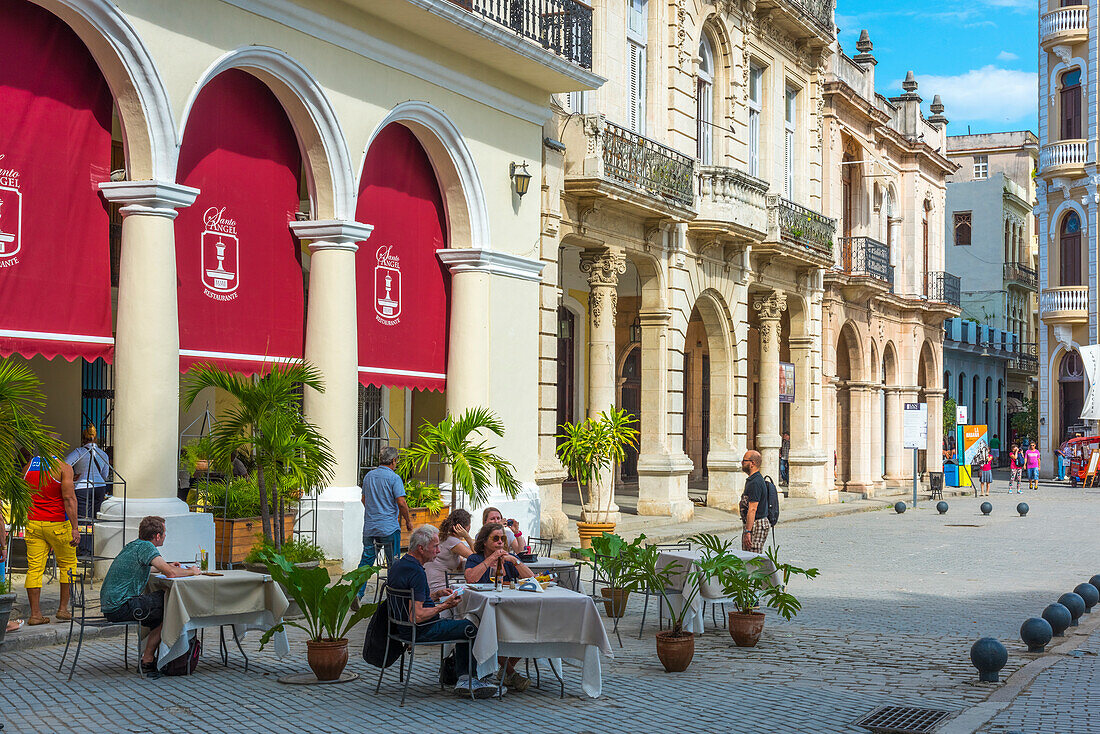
[836, 1, 1037, 135]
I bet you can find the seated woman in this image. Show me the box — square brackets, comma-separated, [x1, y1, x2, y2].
[425, 509, 474, 595]
[480, 507, 524, 554]
[465, 523, 534, 585]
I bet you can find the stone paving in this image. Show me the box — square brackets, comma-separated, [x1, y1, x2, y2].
[0, 478, 1097, 733]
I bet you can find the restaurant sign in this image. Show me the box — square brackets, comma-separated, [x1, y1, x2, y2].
[200, 206, 239, 300]
[0, 155, 22, 266]
[374, 244, 401, 325]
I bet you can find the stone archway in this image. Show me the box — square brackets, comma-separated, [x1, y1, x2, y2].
[835, 320, 872, 495]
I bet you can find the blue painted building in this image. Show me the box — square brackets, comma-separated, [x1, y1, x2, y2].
[942, 318, 1016, 452]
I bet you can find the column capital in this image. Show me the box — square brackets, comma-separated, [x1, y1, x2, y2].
[99, 180, 199, 219]
[639, 308, 673, 326]
[436, 248, 546, 282]
[578, 248, 626, 288]
[883, 385, 905, 395]
[752, 290, 787, 321]
[289, 219, 373, 252]
[922, 388, 947, 399]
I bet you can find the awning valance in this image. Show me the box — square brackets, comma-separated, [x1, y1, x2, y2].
[0, 2, 113, 363]
[175, 70, 305, 375]
[355, 124, 449, 391]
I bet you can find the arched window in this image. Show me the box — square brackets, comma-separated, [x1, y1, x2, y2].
[1061, 68, 1082, 140]
[958, 372, 966, 407]
[696, 35, 714, 164]
[944, 370, 952, 397]
[922, 201, 931, 294]
[1060, 211, 1082, 286]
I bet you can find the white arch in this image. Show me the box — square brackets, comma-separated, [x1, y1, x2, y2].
[32, 0, 176, 181]
[1049, 57, 1088, 102]
[1049, 198, 1089, 241]
[360, 101, 491, 251]
[179, 46, 356, 220]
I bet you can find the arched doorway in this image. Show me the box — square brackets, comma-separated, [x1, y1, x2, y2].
[834, 323, 864, 490]
[619, 345, 641, 479]
[1060, 351, 1085, 443]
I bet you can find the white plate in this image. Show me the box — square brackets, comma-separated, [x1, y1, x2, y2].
[466, 583, 496, 591]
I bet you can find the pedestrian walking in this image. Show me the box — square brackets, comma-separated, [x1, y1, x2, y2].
[779, 432, 790, 486]
[63, 424, 110, 557]
[979, 455, 992, 496]
[1009, 444, 1023, 493]
[358, 445, 413, 599]
[738, 450, 770, 553]
[1025, 441, 1042, 491]
[990, 433, 1001, 467]
[1055, 444, 1067, 481]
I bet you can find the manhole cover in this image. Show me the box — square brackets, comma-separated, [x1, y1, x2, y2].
[854, 706, 952, 734]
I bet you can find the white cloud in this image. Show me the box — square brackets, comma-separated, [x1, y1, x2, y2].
[997, 50, 1019, 61]
[896, 66, 1036, 124]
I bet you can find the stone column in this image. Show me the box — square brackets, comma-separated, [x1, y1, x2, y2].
[925, 387, 945, 475]
[884, 386, 905, 484]
[289, 219, 374, 567]
[96, 181, 212, 564]
[753, 291, 786, 481]
[870, 385, 884, 488]
[787, 335, 820, 499]
[845, 381, 876, 496]
[579, 249, 625, 523]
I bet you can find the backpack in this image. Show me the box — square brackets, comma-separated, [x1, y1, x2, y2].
[1015, 451, 1026, 468]
[362, 596, 405, 669]
[762, 475, 780, 527]
[162, 635, 201, 676]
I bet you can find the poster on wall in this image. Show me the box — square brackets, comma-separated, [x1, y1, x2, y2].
[779, 362, 795, 403]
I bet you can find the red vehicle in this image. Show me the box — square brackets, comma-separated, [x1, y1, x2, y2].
[1060, 435, 1100, 484]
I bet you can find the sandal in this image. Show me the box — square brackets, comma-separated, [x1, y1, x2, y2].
[27, 616, 50, 626]
[55, 609, 72, 621]
[5, 619, 24, 633]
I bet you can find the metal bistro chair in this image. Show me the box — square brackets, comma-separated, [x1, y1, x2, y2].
[589, 553, 625, 647]
[59, 570, 148, 681]
[375, 587, 476, 707]
[639, 541, 692, 638]
[370, 540, 396, 605]
[525, 536, 553, 558]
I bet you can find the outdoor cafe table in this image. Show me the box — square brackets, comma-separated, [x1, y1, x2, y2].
[655, 548, 783, 635]
[455, 585, 613, 697]
[148, 569, 290, 670]
[524, 557, 580, 590]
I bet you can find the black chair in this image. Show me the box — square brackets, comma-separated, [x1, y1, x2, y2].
[589, 553, 625, 647]
[526, 536, 553, 557]
[58, 570, 147, 681]
[639, 541, 692, 638]
[929, 471, 944, 500]
[370, 540, 395, 604]
[375, 587, 476, 707]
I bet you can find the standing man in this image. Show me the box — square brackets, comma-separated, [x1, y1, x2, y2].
[989, 433, 1000, 467]
[22, 454, 79, 625]
[738, 450, 770, 553]
[779, 432, 790, 486]
[360, 446, 413, 577]
[1025, 441, 1042, 491]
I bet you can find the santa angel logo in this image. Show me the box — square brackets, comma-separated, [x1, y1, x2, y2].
[0, 157, 23, 262]
[374, 244, 401, 324]
[201, 206, 240, 298]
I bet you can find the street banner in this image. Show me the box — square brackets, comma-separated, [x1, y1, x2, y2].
[779, 362, 795, 403]
[902, 403, 927, 450]
[1078, 345, 1100, 420]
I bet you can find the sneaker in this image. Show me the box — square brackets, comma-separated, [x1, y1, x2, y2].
[454, 676, 497, 699]
[502, 670, 531, 692]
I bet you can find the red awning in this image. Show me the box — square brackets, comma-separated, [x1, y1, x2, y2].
[356, 124, 450, 391]
[175, 69, 305, 375]
[0, 2, 114, 363]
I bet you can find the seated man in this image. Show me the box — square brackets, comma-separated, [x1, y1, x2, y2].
[100, 516, 200, 676]
[464, 523, 535, 585]
[388, 525, 496, 698]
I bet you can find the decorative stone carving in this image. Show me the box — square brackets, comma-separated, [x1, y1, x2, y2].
[580, 250, 626, 329]
[753, 291, 787, 351]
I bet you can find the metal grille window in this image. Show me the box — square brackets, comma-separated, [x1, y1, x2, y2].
[973, 155, 988, 180]
[358, 383, 384, 469]
[748, 64, 763, 177]
[953, 211, 972, 246]
[81, 358, 114, 459]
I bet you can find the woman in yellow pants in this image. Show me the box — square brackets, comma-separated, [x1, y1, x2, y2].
[22, 456, 79, 625]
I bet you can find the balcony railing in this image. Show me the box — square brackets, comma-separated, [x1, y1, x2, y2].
[597, 118, 695, 208]
[1003, 261, 1037, 289]
[1040, 286, 1089, 316]
[1040, 140, 1088, 172]
[767, 196, 835, 256]
[1011, 342, 1039, 373]
[447, 0, 593, 68]
[926, 271, 961, 308]
[696, 165, 768, 235]
[837, 236, 893, 288]
[1041, 6, 1088, 42]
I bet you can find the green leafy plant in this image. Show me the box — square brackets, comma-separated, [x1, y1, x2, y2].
[944, 397, 957, 447]
[179, 435, 222, 474]
[245, 536, 325, 565]
[257, 549, 378, 645]
[192, 475, 299, 520]
[556, 407, 638, 523]
[0, 359, 66, 530]
[572, 532, 646, 582]
[183, 361, 335, 550]
[1011, 396, 1038, 443]
[397, 407, 520, 510]
[0, 578, 10, 595]
[712, 543, 819, 620]
[403, 479, 445, 514]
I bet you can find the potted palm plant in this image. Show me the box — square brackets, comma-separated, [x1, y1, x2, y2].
[397, 407, 520, 513]
[182, 361, 335, 553]
[572, 531, 645, 617]
[556, 407, 638, 545]
[714, 544, 819, 647]
[257, 548, 378, 681]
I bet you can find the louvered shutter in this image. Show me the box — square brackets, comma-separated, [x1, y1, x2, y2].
[629, 41, 645, 133]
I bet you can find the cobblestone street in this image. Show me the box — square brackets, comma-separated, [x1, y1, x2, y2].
[2, 480, 1098, 733]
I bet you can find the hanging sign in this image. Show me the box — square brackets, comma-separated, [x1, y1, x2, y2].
[956, 405, 968, 426]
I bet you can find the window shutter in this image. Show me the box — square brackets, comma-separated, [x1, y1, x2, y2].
[784, 130, 793, 198]
[749, 110, 759, 177]
[629, 41, 646, 133]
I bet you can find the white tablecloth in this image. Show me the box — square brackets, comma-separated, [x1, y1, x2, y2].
[656, 549, 781, 635]
[457, 586, 612, 697]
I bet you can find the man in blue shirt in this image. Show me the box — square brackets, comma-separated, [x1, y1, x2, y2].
[359, 446, 413, 596]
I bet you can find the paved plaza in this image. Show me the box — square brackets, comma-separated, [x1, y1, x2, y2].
[2, 478, 1098, 733]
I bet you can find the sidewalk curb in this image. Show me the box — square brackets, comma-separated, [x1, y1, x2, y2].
[0, 620, 126, 653]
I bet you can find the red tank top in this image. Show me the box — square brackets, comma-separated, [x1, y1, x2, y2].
[25, 457, 67, 522]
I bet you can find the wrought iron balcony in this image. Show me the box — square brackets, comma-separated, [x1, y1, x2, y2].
[767, 196, 835, 257]
[1003, 261, 1037, 290]
[1010, 342, 1039, 374]
[564, 115, 695, 211]
[837, 236, 893, 288]
[926, 271, 961, 308]
[446, 0, 593, 68]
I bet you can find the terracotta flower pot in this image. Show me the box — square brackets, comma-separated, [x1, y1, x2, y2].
[655, 630, 695, 672]
[306, 638, 349, 681]
[727, 610, 765, 647]
[576, 521, 616, 549]
[600, 587, 630, 618]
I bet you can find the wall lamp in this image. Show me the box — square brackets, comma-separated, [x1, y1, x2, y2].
[510, 161, 532, 197]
